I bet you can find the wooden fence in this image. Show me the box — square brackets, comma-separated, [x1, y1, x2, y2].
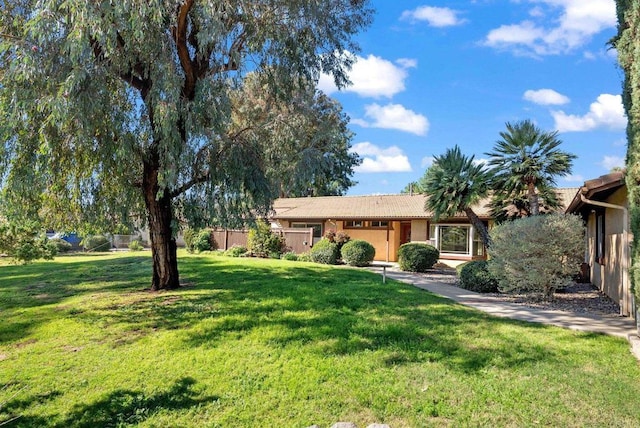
[211, 228, 314, 254]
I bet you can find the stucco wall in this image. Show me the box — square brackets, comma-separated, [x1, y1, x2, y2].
[587, 186, 630, 315]
[334, 220, 401, 262]
[411, 219, 428, 242]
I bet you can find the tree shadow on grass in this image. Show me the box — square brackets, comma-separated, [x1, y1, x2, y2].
[4, 377, 217, 428]
[0, 256, 152, 344]
[1, 389, 61, 427]
[3, 254, 563, 373]
[180, 258, 560, 372]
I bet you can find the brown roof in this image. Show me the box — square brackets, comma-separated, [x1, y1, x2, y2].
[273, 188, 580, 221]
[272, 194, 493, 220]
[565, 171, 625, 213]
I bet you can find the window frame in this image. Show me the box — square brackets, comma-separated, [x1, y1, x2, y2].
[595, 211, 605, 264]
[370, 220, 389, 228]
[344, 220, 365, 228]
[429, 223, 484, 257]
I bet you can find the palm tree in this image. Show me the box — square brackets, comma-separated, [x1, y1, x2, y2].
[488, 184, 562, 222]
[423, 146, 492, 247]
[486, 120, 576, 216]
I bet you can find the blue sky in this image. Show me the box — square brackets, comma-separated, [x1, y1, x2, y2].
[318, 0, 626, 195]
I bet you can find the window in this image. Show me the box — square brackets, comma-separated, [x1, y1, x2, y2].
[429, 224, 485, 257]
[344, 220, 364, 228]
[291, 223, 322, 238]
[370, 221, 389, 228]
[596, 211, 605, 263]
[438, 226, 469, 254]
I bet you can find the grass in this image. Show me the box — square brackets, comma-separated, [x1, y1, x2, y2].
[1, 251, 640, 427]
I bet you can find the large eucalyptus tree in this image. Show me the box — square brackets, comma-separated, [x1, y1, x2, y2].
[0, 1, 372, 290]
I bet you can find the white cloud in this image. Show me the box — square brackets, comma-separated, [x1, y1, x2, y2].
[350, 142, 412, 173]
[356, 103, 429, 136]
[601, 155, 625, 170]
[523, 89, 570, 105]
[421, 156, 434, 168]
[552, 94, 627, 132]
[473, 158, 489, 167]
[483, 0, 616, 56]
[563, 174, 585, 183]
[401, 6, 466, 27]
[318, 54, 412, 98]
[396, 58, 418, 69]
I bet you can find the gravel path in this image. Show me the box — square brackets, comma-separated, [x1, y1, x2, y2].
[410, 267, 622, 318]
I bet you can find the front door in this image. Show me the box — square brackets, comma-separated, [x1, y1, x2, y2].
[400, 223, 411, 245]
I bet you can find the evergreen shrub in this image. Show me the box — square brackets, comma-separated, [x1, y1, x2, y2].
[224, 245, 247, 257]
[488, 213, 584, 298]
[397, 243, 439, 272]
[310, 238, 339, 265]
[458, 260, 498, 293]
[341, 239, 375, 266]
[82, 235, 111, 252]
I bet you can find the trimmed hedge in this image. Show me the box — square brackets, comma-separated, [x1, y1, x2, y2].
[397, 243, 439, 272]
[310, 238, 339, 265]
[458, 260, 498, 293]
[341, 239, 375, 267]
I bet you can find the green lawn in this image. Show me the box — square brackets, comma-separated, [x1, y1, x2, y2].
[1, 252, 639, 427]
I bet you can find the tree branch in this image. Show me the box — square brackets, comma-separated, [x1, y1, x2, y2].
[172, 0, 196, 100]
[170, 170, 210, 198]
[89, 36, 147, 94]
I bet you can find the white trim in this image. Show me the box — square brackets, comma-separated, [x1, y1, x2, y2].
[431, 223, 473, 256]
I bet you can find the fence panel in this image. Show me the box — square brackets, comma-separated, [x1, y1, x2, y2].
[278, 228, 314, 254]
[211, 228, 312, 254]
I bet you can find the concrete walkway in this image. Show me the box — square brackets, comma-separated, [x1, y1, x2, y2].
[369, 266, 640, 358]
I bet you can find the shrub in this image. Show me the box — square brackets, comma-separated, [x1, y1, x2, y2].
[297, 252, 312, 262]
[82, 235, 111, 252]
[488, 213, 585, 299]
[341, 239, 375, 266]
[193, 229, 215, 252]
[247, 220, 287, 258]
[281, 251, 298, 261]
[50, 237, 73, 253]
[324, 229, 351, 253]
[128, 240, 144, 251]
[224, 245, 247, 257]
[458, 260, 498, 293]
[310, 238, 339, 265]
[397, 243, 439, 272]
[14, 236, 58, 262]
[183, 228, 197, 253]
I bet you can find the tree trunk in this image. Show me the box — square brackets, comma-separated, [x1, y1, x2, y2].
[464, 207, 491, 249]
[142, 159, 180, 291]
[527, 181, 539, 215]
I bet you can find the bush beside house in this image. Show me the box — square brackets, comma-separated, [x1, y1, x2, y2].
[310, 238, 340, 265]
[247, 220, 287, 258]
[341, 240, 375, 266]
[458, 261, 498, 293]
[398, 243, 439, 272]
[488, 213, 584, 298]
